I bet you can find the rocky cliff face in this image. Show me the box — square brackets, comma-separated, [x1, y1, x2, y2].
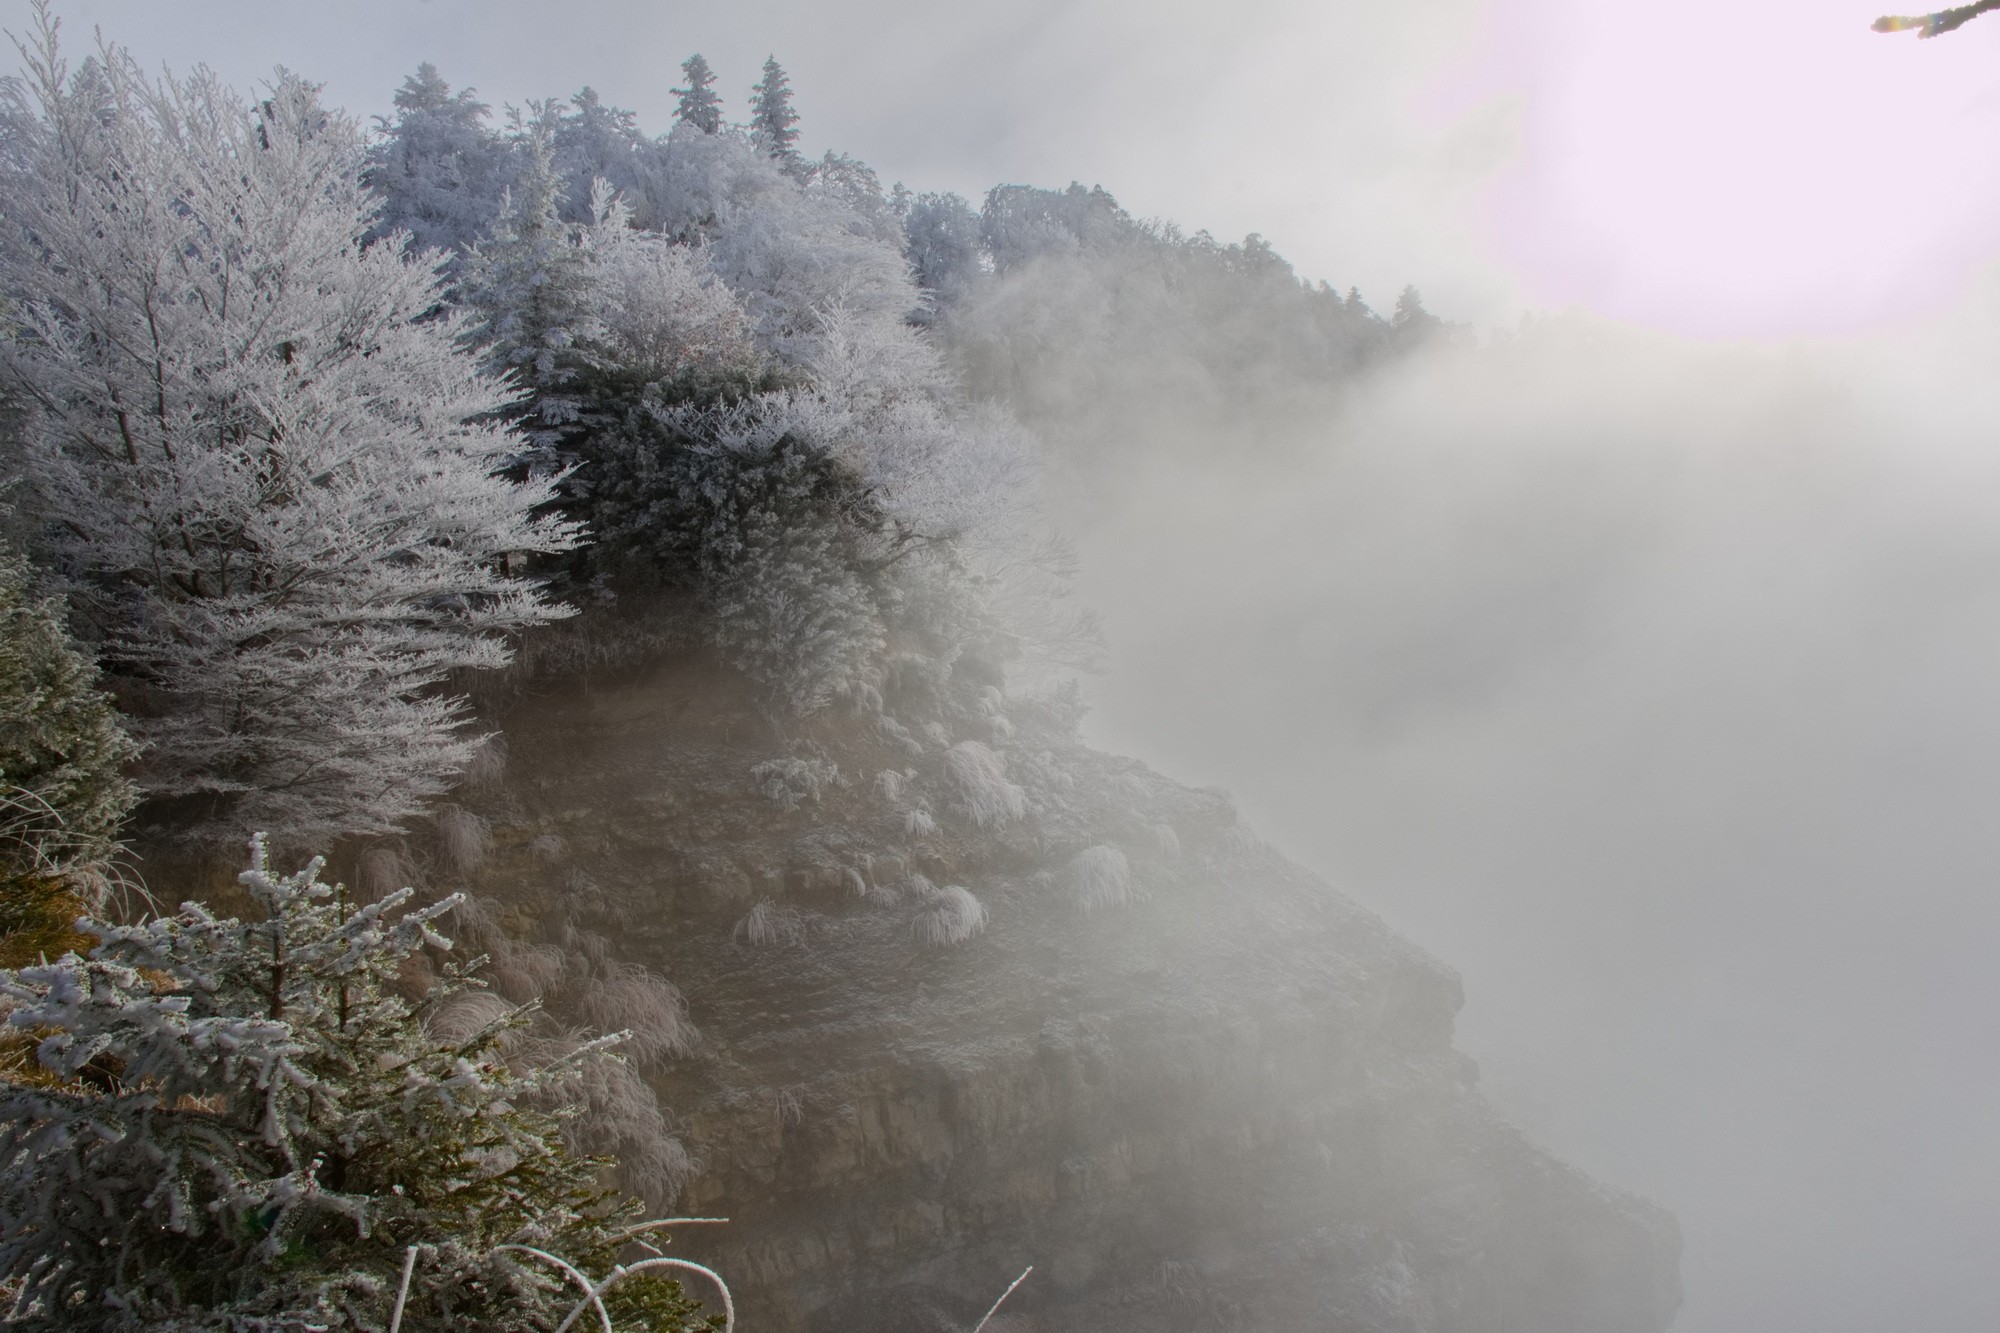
[452, 653, 1680, 1332]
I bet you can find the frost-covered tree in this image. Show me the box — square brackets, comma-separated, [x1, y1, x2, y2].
[904, 191, 988, 313]
[748, 56, 803, 177]
[363, 62, 510, 264]
[673, 53, 723, 134]
[0, 545, 136, 882]
[0, 17, 576, 848]
[0, 544, 138, 965]
[461, 109, 606, 472]
[550, 87, 645, 220]
[0, 836, 717, 1330]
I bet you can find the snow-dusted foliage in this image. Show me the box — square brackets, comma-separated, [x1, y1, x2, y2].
[942, 182, 1412, 436]
[752, 755, 841, 810]
[0, 545, 136, 888]
[0, 24, 576, 847]
[912, 882, 988, 947]
[588, 214, 756, 381]
[640, 123, 920, 363]
[946, 741, 1027, 829]
[363, 62, 511, 262]
[459, 112, 606, 470]
[0, 834, 712, 1330]
[903, 190, 987, 312]
[1066, 844, 1133, 912]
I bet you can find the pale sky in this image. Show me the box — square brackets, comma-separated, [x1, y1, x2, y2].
[24, 0, 2000, 336]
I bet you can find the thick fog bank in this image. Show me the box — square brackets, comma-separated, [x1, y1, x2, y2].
[1063, 297, 2000, 1333]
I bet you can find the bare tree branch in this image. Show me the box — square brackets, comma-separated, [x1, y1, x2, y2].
[1873, 0, 2000, 37]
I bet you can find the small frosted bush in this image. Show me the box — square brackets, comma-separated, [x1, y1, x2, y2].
[752, 755, 841, 811]
[913, 883, 988, 946]
[1146, 822, 1182, 860]
[734, 897, 806, 946]
[904, 806, 937, 837]
[1067, 845, 1132, 912]
[946, 741, 1026, 829]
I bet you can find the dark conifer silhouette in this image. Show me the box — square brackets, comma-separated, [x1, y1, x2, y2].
[673, 52, 722, 132]
[749, 56, 803, 175]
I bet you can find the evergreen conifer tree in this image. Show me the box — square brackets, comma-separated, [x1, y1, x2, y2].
[0, 836, 719, 1330]
[673, 54, 723, 134]
[0, 545, 138, 966]
[748, 57, 803, 177]
[461, 107, 604, 474]
[363, 63, 510, 262]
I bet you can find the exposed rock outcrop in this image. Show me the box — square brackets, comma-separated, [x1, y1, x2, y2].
[449, 655, 1680, 1332]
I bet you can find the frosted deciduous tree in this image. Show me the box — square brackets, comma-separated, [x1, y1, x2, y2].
[673, 53, 723, 134]
[0, 836, 715, 1330]
[0, 19, 576, 848]
[904, 190, 988, 312]
[748, 56, 803, 177]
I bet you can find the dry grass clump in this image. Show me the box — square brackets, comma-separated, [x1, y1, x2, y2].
[733, 897, 807, 947]
[459, 734, 508, 792]
[1066, 845, 1132, 912]
[433, 803, 491, 875]
[356, 845, 419, 902]
[912, 883, 988, 947]
[946, 741, 1026, 829]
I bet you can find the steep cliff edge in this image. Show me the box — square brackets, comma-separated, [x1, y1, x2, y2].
[450, 653, 1680, 1332]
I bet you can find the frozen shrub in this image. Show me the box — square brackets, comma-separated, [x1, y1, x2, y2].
[875, 768, 905, 802]
[530, 832, 568, 862]
[1146, 822, 1182, 860]
[946, 740, 1026, 829]
[905, 808, 938, 837]
[433, 803, 492, 874]
[734, 897, 806, 947]
[752, 755, 841, 811]
[913, 883, 988, 947]
[1066, 844, 1132, 912]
